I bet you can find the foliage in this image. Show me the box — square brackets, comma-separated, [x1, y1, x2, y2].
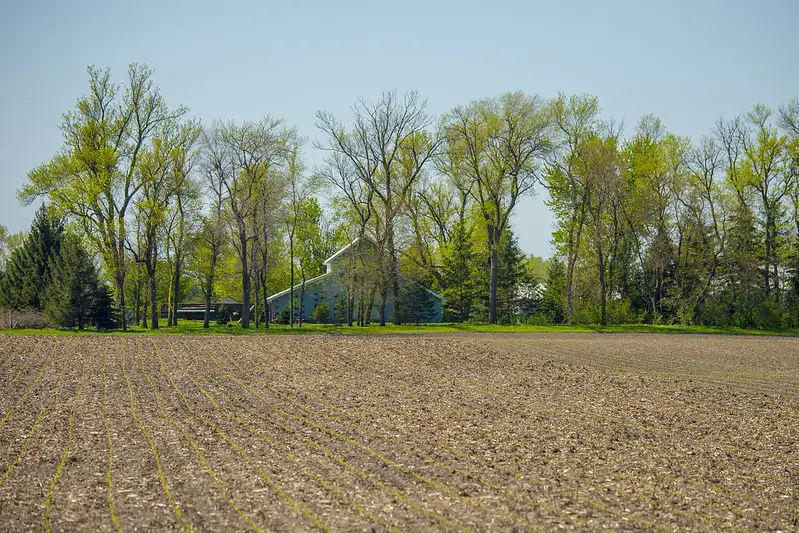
[0, 205, 64, 311]
[311, 300, 331, 324]
[540, 258, 567, 324]
[333, 296, 348, 324]
[11, 65, 799, 331]
[43, 233, 117, 329]
[397, 283, 437, 324]
[440, 217, 477, 322]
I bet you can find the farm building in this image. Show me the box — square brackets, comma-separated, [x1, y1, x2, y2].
[267, 238, 444, 323]
[169, 296, 249, 322]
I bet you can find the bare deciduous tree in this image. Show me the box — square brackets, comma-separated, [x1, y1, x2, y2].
[316, 91, 439, 325]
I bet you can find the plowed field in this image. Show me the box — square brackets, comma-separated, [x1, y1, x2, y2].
[0, 333, 797, 532]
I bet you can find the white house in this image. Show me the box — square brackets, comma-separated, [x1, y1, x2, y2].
[266, 238, 444, 323]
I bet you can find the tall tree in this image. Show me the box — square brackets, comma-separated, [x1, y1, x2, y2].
[546, 94, 602, 320]
[195, 128, 230, 328]
[0, 204, 64, 312]
[318, 152, 375, 326]
[19, 64, 187, 329]
[317, 90, 439, 325]
[581, 135, 622, 325]
[214, 118, 288, 328]
[442, 92, 553, 323]
[164, 126, 201, 326]
[740, 105, 795, 297]
[283, 144, 321, 327]
[127, 121, 199, 329]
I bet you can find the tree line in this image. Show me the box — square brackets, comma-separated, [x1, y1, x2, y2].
[1, 63, 797, 330]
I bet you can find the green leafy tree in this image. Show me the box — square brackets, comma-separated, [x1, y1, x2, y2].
[547, 94, 602, 320]
[441, 92, 552, 323]
[311, 299, 331, 324]
[317, 91, 439, 326]
[19, 64, 187, 330]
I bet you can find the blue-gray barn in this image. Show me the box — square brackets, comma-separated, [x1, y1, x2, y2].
[267, 239, 444, 323]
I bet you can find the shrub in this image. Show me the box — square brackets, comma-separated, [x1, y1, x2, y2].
[279, 306, 291, 325]
[333, 296, 348, 324]
[312, 301, 331, 324]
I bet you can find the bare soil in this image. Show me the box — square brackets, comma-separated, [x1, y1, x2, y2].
[0, 332, 797, 532]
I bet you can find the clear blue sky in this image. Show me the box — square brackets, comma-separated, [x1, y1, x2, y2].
[1, 0, 797, 257]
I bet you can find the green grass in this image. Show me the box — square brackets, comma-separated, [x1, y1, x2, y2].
[2, 319, 799, 337]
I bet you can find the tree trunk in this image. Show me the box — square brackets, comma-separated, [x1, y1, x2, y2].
[114, 269, 127, 331]
[289, 236, 295, 328]
[366, 283, 377, 325]
[347, 290, 354, 327]
[299, 275, 306, 327]
[389, 227, 402, 325]
[262, 274, 270, 328]
[203, 284, 212, 329]
[203, 252, 217, 329]
[239, 227, 250, 329]
[598, 245, 607, 326]
[241, 270, 250, 328]
[378, 291, 387, 326]
[253, 278, 260, 328]
[357, 289, 365, 326]
[171, 262, 180, 327]
[149, 267, 158, 330]
[133, 278, 141, 327]
[488, 227, 499, 325]
[566, 201, 586, 320]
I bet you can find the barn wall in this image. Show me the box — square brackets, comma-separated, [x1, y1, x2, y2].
[268, 275, 444, 323]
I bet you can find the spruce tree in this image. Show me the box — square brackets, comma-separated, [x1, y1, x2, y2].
[495, 230, 532, 320]
[0, 204, 63, 310]
[540, 258, 567, 323]
[440, 219, 477, 322]
[91, 284, 119, 330]
[42, 233, 117, 329]
[397, 283, 436, 325]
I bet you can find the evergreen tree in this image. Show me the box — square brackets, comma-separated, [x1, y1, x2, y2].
[44, 234, 102, 329]
[440, 219, 477, 321]
[397, 283, 436, 325]
[540, 258, 567, 323]
[91, 284, 119, 330]
[720, 204, 764, 328]
[496, 230, 533, 319]
[0, 204, 63, 311]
